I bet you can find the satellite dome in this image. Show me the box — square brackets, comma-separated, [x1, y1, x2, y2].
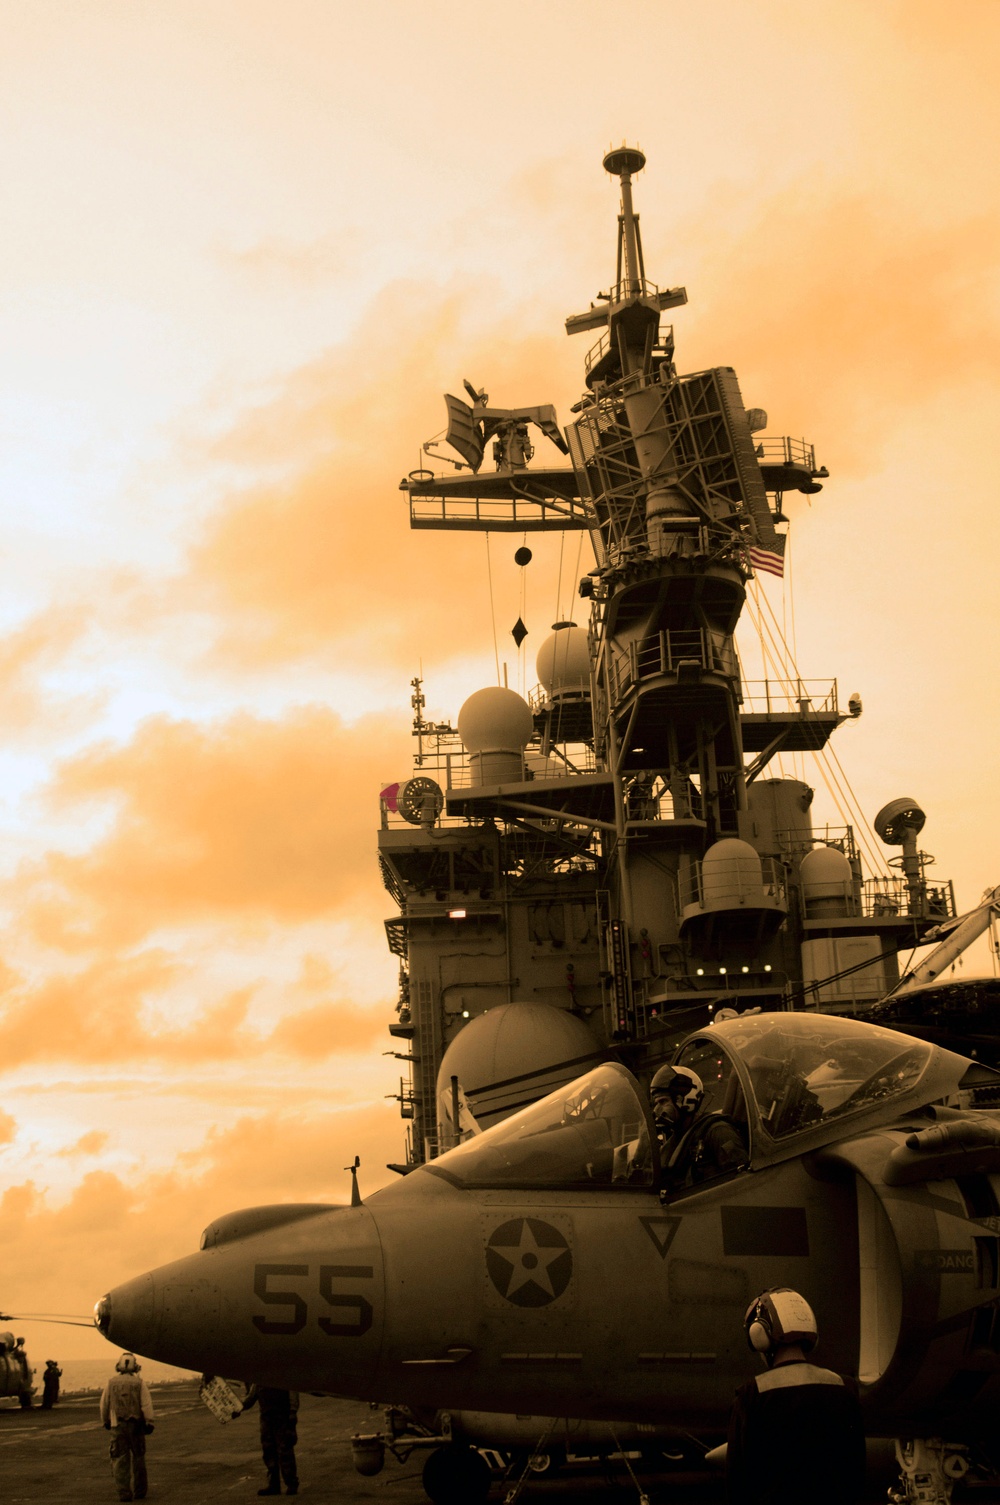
[701, 838, 765, 906]
[437, 1002, 598, 1132]
[457, 687, 533, 754]
[799, 846, 853, 886]
[536, 622, 590, 698]
[800, 845, 853, 918]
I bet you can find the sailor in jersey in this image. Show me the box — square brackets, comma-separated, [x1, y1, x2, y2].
[100, 1353, 155, 1503]
[727, 1288, 866, 1505]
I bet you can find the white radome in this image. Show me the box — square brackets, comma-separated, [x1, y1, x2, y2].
[457, 686, 534, 753]
[437, 1002, 598, 1130]
[536, 623, 590, 697]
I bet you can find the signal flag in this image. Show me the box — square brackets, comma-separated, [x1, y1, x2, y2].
[747, 543, 785, 579]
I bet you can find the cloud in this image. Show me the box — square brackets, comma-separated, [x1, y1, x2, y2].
[1, 1099, 406, 1346]
[0, 949, 387, 1069]
[56, 1129, 109, 1157]
[0, 603, 103, 744]
[183, 281, 575, 668]
[17, 705, 409, 950]
[0, 1107, 15, 1147]
[678, 186, 1000, 470]
[222, 230, 363, 285]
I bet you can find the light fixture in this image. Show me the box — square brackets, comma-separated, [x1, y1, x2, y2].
[696, 968, 704, 976]
[449, 909, 467, 919]
[764, 964, 772, 972]
[461, 1009, 470, 1018]
[719, 966, 727, 975]
[741, 966, 749, 974]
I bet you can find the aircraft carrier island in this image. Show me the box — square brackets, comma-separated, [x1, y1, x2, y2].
[90, 151, 1000, 1505]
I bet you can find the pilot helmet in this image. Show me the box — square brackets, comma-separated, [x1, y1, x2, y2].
[744, 1288, 817, 1366]
[116, 1353, 140, 1374]
[650, 1064, 704, 1120]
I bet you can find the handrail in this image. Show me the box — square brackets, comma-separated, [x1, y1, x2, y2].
[741, 679, 839, 715]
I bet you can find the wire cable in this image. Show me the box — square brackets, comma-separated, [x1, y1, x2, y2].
[749, 581, 889, 878]
[555, 530, 565, 625]
[485, 533, 501, 686]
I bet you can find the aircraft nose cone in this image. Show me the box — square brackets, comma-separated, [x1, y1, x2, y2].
[95, 1272, 158, 1356]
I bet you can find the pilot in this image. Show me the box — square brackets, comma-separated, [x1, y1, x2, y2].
[650, 1064, 748, 1189]
[727, 1288, 865, 1505]
[243, 1385, 300, 1497]
[100, 1353, 155, 1502]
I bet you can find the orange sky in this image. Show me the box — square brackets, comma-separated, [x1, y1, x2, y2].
[1, 0, 999, 1360]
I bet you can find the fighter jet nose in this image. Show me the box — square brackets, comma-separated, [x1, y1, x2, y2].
[93, 1294, 112, 1336]
[96, 1272, 159, 1357]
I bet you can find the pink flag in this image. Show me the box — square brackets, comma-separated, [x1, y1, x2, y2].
[379, 782, 401, 813]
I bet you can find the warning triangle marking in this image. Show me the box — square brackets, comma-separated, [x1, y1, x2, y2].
[639, 1215, 681, 1259]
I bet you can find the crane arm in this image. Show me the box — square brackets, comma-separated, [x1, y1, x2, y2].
[894, 885, 1000, 994]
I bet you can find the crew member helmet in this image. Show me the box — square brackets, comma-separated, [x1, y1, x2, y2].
[116, 1353, 140, 1374]
[744, 1288, 818, 1365]
[650, 1064, 704, 1115]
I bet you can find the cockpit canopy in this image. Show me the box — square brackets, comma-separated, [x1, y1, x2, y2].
[678, 1013, 931, 1141]
[420, 1014, 981, 1194]
[423, 1062, 654, 1191]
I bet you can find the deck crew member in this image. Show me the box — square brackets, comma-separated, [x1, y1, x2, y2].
[100, 1353, 155, 1502]
[650, 1064, 748, 1189]
[12, 1337, 33, 1408]
[727, 1288, 865, 1505]
[41, 1359, 62, 1409]
[243, 1385, 300, 1496]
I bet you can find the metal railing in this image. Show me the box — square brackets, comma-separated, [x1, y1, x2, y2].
[860, 877, 956, 922]
[741, 679, 839, 715]
[626, 783, 705, 824]
[753, 436, 817, 470]
[777, 828, 859, 864]
[680, 854, 787, 913]
[608, 628, 738, 702]
[409, 493, 590, 531]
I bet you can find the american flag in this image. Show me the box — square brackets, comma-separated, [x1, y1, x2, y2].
[748, 541, 785, 579]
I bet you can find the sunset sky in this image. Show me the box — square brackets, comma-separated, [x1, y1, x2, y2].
[2, 1, 999, 1361]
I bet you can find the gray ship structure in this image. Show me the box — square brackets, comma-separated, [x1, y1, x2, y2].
[380, 144, 999, 1168]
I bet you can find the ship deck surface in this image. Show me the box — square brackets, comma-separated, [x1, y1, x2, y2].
[0, 1382, 986, 1503]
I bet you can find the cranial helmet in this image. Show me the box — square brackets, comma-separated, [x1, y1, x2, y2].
[650, 1064, 704, 1116]
[744, 1288, 818, 1365]
[116, 1353, 140, 1374]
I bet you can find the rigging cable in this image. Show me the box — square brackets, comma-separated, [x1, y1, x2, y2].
[485, 533, 501, 686]
[555, 530, 565, 624]
[519, 530, 527, 698]
[749, 581, 889, 879]
[746, 584, 887, 877]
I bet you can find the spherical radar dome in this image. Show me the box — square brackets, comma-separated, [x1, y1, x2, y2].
[437, 1002, 598, 1130]
[536, 623, 590, 697]
[457, 686, 534, 754]
[701, 838, 764, 905]
[799, 846, 853, 887]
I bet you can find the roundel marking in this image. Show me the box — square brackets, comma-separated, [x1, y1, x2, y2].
[486, 1217, 572, 1307]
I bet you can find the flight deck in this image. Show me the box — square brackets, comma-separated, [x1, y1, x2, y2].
[0, 1382, 923, 1505]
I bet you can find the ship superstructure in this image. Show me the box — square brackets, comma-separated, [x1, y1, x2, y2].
[379, 148, 957, 1167]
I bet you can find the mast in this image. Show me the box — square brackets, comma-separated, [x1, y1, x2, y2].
[381, 150, 957, 1166]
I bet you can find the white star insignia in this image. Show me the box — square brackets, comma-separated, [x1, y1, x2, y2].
[494, 1221, 566, 1298]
